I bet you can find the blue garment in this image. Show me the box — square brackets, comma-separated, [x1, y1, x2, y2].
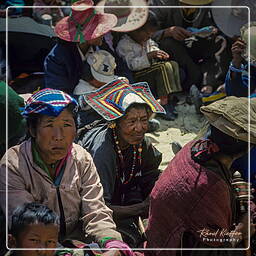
[225, 63, 256, 97]
[44, 40, 83, 95]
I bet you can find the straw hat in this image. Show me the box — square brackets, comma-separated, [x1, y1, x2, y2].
[55, 0, 117, 43]
[240, 22, 256, 66]
[212, 0, 256, 37]
[179, 0, 214, 5]
[96, 0, 148, 32]
[200, 96, 256, 144]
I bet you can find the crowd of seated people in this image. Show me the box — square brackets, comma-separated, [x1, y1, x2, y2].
[0, 0, 256, 255]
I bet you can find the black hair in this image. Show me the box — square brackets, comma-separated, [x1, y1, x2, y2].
[10, 202, 59, 237]
[209, 125, 249, 157]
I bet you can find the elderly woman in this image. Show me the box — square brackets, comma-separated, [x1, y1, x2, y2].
[145, 96, 256, 255]
[78, 79, 165, 247]
[0, 88, 137, 255]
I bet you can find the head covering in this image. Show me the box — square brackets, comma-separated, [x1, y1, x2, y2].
[22, 88, 78, 118]
[87, 50, 118, 83]
[240, 22, 256, 66]
[212, 0, 256, 37]
[200, 96, 256, 144]
[82, 79, 165, 121]
[54, 0, 117, 43]
[179, 0, 213, 5]
[96, 0, 148, 32]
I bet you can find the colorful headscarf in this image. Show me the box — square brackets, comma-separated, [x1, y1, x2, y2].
[21, 88, 78, 118]
[82, 79, 165, 121]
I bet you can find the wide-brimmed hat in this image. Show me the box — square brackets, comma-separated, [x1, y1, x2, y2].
[82, 79, 165, 121]
[179, 0, 213, 5]
[240, 22, 256, 66]
[96, 0, 148, 32]
[212, 0, 256, 37]
[87, 50, 118, 83]
[22, 88, 78, 117]
[55, 0, 117, 43]
[200, 96, 256, 144]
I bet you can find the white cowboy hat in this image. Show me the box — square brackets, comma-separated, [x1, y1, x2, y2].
[96, 0, 148, 32]
[87, 50, 118, 83]
[212, 0, 256, 37]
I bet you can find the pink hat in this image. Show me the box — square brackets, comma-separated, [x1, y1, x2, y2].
[54, 0, 117, 43]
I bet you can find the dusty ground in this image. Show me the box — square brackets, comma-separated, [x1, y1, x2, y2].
[146, 94, 207, 171]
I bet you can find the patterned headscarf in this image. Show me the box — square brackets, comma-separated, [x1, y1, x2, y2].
[21, 88, 78, 118]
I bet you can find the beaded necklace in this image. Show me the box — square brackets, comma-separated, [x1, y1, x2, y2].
[111, 126, 142, 185]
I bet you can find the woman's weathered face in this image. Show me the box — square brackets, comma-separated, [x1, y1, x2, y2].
[30, 109, 76, 164]
[117, 106, 149, 147]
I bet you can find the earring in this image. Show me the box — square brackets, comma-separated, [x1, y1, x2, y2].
[108, 122, 116, 129]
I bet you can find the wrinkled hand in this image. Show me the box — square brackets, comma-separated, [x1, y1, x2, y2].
[164, 26, 192, 41]
[231, 39, 246, 67]
[102, 250, 122, 256]
[147, 50, 169, 60]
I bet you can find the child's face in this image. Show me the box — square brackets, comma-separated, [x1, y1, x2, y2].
[10, 223, 58, 256]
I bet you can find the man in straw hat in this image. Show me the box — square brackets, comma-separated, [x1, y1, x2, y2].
[145, 96, 256, 254]
[44, 0, 118, 94]
[149, 0, 231, 104]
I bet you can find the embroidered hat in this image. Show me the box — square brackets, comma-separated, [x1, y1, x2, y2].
[54, 0, 117, 43]
[200, 96, 256, 144]
[96, 0, 148, 32]
[240, 22, 256, 66]
[87, 50, 118, 83]
[212, 0, 256, 37]
[82, 79, 165, 121]
[179, 0, 213, 5]
[22, 88, 78, 117]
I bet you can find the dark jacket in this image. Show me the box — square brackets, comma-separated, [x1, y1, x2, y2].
[44, 40, 83, 94]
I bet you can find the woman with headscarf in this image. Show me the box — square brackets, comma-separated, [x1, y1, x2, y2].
[78, 79, 165, 247]
[0, 88, 139, 256]
[145, 96, 256, 255]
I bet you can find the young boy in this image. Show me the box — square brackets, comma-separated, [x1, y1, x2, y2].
[7, 202, 59, 256]
[73, 50, 119, 129]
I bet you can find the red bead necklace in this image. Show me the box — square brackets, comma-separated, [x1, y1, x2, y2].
[112, 127, 142, 184]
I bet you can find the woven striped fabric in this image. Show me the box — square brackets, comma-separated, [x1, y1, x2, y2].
[82, 79, 165, 121]
[22, 88, 78, 117]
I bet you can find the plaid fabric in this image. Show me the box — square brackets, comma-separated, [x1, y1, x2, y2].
[82, 79, 165, 121]
[22, 88, 78, 117]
